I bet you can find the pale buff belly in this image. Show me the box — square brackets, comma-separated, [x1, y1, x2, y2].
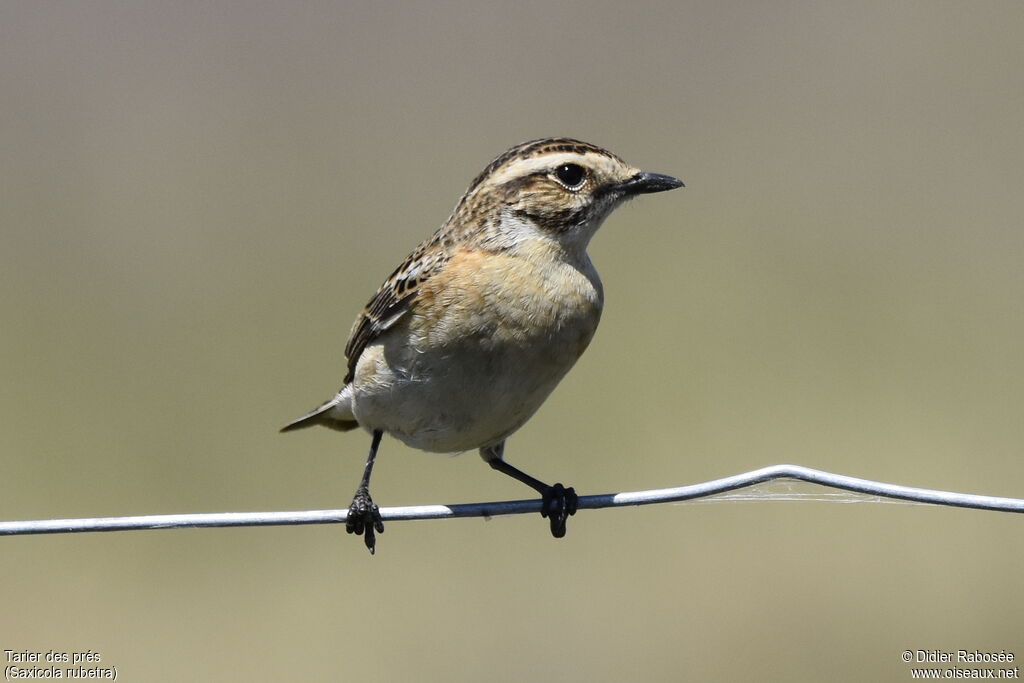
[349, 244, 603, 452]
[350, 319, 596, 453]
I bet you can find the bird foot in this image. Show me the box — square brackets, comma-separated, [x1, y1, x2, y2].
[346, 486, 384, 554]
[541, 483, 578, 538]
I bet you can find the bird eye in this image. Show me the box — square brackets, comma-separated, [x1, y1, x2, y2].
[554, 163, 586, 189]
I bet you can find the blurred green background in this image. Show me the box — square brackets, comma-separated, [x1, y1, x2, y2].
[2, 2, 1022, 681]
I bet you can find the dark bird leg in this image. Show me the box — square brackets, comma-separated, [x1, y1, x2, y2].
[347, 429, 385, 554]
[481, 442, 578, 538]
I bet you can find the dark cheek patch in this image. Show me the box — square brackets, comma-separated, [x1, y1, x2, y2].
[513, 205, 587, 233]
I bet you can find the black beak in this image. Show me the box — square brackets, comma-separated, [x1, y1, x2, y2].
[616, 171, 685, 195]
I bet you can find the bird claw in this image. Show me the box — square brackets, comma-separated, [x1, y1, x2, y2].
[346, 486, 384, 554]
[541, 483, 577, 538]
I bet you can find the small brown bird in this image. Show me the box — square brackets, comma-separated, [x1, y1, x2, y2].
[282, 138, 683, 552]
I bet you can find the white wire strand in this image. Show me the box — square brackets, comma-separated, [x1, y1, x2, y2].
[1, 464, 1021, 536]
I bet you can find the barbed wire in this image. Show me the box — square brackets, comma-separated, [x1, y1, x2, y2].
[1, 463, 1021, 536]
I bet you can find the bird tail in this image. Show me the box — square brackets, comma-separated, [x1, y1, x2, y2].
[280, 390, 359, 433]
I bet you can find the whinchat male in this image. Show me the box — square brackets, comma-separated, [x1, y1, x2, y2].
[282, 138, 683, 553]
